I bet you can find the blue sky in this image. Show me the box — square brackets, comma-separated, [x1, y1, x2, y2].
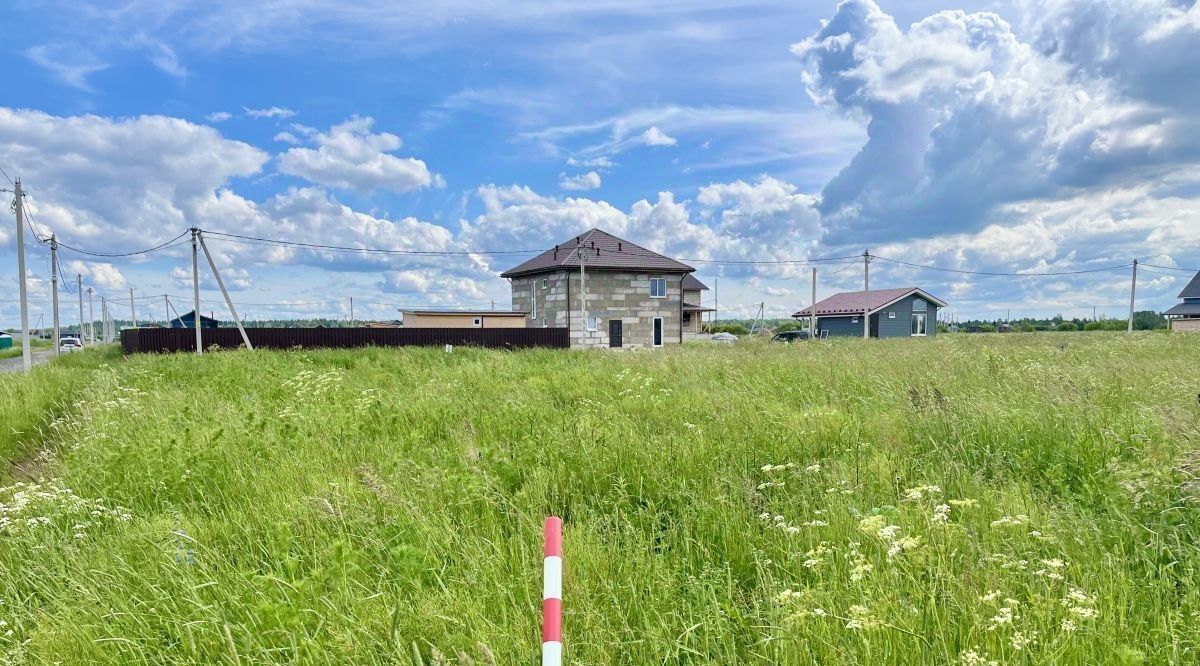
[2, 0, 1199, 327]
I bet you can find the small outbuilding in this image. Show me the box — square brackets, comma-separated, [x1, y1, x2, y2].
[792, 287, 947, 339]
[400, 310, 528, 328]
[170, 311, 218, 329]
[0, 331, 12, 350]
[1164, 271, 1200, 332]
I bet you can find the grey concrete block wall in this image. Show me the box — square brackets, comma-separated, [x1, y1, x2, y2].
[512, 270, 685, 348]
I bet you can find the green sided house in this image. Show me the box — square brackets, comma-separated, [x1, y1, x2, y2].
[792, 287, 947, 338]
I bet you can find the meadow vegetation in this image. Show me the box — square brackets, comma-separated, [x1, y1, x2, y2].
[0, 333, 1197, 664]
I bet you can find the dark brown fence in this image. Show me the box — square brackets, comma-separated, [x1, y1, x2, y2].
[122, 327, 569, 354]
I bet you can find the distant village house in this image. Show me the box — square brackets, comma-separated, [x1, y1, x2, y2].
[792, 287, 947, 338]
[400, 310, 528, 328]
[1164, 271, 1200, 332]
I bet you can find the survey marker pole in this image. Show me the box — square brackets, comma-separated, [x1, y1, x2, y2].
[542, 517, 563, 666]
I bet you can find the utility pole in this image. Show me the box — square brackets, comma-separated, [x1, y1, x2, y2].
[77, 274, 84, 345]
[863, 249, 870, 340]
[191, 228, 202, 354]
[810, 267, 817, 340]
[349, 297, 354, 326]
[574, 244, 590, 338]
[130, 288, 137, 328]
[714, 278, 719, 324]
[87, 288, 94, 344]
[1092, 305, 1097, 322]
[1127, 259, 1138, 334]
[164, 294, 169, 326]
[197, 230, 253, 350]
[50, 234, 60, 356]
[11, 179, 32, 372]
[100, 298, 107, 343]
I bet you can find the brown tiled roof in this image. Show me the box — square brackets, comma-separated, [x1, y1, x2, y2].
[500, 228, 694, 278]
[682, 274, 709, 291]
[792, 287, 947, 317]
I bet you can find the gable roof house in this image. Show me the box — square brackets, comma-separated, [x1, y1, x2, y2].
[1164, 271, 1200, 332]
[501, 228, 698, 349]
[792, 287, 947, 339]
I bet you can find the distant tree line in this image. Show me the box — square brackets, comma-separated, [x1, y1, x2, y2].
[706, 310, 1169, 336]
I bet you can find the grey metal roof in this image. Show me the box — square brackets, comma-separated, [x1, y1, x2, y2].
[1164, 302, 1200, 316]
[500, 228, 694, 278]
[793, 287, 948, 317]
[1178, 271, 1200, 299]
[682, 274, 709, 291]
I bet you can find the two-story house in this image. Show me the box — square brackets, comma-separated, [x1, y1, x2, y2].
[501, 228, 701, 349]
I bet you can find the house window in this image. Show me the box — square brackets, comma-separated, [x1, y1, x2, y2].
[542, 277, 549, 290]
[888, 311, 896, 319]
[650, 277, 666, 298]
[911, 313, 927, 336]
[542, 317, 548, 328]
[473, 317, 482, 327]
[912, 298, 927, 312]
[851, 317, 859, 323]
[586, 315, 598, 332]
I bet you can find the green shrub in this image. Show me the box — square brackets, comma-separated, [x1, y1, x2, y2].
[1057, 322, 1078, 331]
[706, 322, 750, 335]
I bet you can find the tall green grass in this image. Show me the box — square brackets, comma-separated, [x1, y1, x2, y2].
[0, 347, 117, 466]
[0, 334, 1197, 664]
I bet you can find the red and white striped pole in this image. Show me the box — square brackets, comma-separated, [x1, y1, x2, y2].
[542, 516, 563, 666]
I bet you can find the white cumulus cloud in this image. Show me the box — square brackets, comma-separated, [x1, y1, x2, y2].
[558, 171, 602, 191]
[277, 117, 441, 194]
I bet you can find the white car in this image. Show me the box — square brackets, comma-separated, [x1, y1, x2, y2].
[59, 337, 84, 352]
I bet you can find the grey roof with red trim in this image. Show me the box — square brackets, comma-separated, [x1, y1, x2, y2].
[792, 287, 947, 317]
[500, 228, 694, 278]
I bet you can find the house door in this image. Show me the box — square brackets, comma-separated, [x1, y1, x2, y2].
[609, 319, 622, 348]
[652, 317, 663, 347]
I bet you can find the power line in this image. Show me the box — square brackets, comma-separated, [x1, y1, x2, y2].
[55, 230, 191, 257]
[1141, 262, 1199, 273]
[871, 255, 1134, 277]
[203, 230, 545, 256]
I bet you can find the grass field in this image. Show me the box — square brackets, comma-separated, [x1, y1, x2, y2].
[1, 334, 1197, 664]
[0, 337, 53, 360]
